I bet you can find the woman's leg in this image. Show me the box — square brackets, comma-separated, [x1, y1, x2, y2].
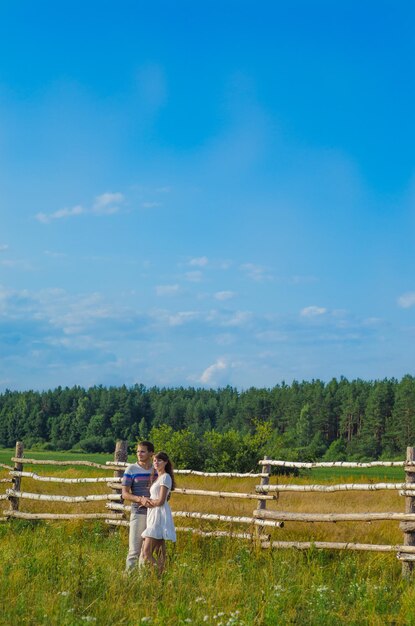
[155, 539, 166, 573]
[142, 537, 158, 567]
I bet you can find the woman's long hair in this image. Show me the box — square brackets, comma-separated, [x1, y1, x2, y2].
[155, 451, 176, 491]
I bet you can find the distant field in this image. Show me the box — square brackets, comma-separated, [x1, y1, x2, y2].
[306, 464, 405, 482]
[0, 448, 114, 466]
[0, 447, 406, 481]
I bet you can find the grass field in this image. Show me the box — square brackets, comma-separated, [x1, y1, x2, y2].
[2, 520, 415, 626]
[1, 448, 415, 625]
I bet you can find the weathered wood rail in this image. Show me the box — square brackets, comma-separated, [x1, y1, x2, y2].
[259, 459, 409, 468]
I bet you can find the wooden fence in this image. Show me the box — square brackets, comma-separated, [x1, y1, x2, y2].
[0, 442, 281, 543]
[254, 447, 415, 578]
[2, 442, 415, 578]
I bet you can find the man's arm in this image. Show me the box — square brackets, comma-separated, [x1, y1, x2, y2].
[121, 485, 146, 506]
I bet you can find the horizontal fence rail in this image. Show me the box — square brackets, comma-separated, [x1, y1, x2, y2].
[5, 511, 122, 521]
[253, 510, 415, 523]
[6, 489, 113, 503]
[260, 541, 415, 554]
[257, 482, 415, 493]
[176, 527, 270, 540]
[10, 457, 115, 470]
[105, 484, 274, 500]
[11, 471, 117, 484]
[107, 462, 268, 478]
[258, 460, 409, 469]
[105, 503, 284, 528]
[167, 487, 276, 500]
[104, 518, 270, 541]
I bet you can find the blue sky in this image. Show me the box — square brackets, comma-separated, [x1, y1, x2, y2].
[1, 1, 414, 391]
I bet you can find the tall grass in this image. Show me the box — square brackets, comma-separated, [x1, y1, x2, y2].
[1, 520, 415, 625]
[1, 449, 415, 624]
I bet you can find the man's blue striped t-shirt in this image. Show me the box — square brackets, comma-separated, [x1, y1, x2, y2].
[122, 463, 156, 514]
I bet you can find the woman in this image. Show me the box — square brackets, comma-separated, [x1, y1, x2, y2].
[141, 451, 176, 572]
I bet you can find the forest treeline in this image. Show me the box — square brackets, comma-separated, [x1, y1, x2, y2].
[1, 376, 415, 471]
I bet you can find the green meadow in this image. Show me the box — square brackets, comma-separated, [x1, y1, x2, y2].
[1, 521, 415, 626]
[1, 448, 415, 625]
[0, 448, 114, 469]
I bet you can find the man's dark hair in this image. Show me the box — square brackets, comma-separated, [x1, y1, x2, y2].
[137, 440, 154, 453]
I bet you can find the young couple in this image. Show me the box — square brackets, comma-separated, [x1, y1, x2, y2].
[121, 441, 176, 573]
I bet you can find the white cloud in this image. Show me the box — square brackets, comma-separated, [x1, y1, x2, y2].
[35, 212, 52, 224]
[167, 311, 198, 326]
[214, 291, 236, 301]
[93, 192, 125, 215]
[240, 263, 273, 282]
[36, 192, 125, 223]
[222, 310, 252, 327]
[36, 205, 85, 223]
[155, 284, 180, 296]
[398, 292, 415, 309]
[362, 317, 383, 327]
[0, 258, 34, 270]
[189, 256, 209, 267]
[300, 306, 327, 317]
[185, 271, 203, 283]
[0, 286, 126, 334]
[199, 358, 227, 384]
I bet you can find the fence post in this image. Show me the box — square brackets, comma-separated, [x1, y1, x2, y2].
[9, 441, 24, 512]
[402, 446, 415, 578]
[255, 455, 271, 542]
[112, 440, 128, 512]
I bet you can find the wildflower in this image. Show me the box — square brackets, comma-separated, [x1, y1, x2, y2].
[195, 597, 206, 603]
[58, 591, 69, 596]
[141, 618, 152, 623]
[203, 617, 209, 622]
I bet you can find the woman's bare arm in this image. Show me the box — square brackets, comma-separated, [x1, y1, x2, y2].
[146, 485, 169, 507]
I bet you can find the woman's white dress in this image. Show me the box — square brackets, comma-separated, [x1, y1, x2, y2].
[141, 473, 176, 541]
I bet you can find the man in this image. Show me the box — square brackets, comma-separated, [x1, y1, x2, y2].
[122, 440, 156, 571]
